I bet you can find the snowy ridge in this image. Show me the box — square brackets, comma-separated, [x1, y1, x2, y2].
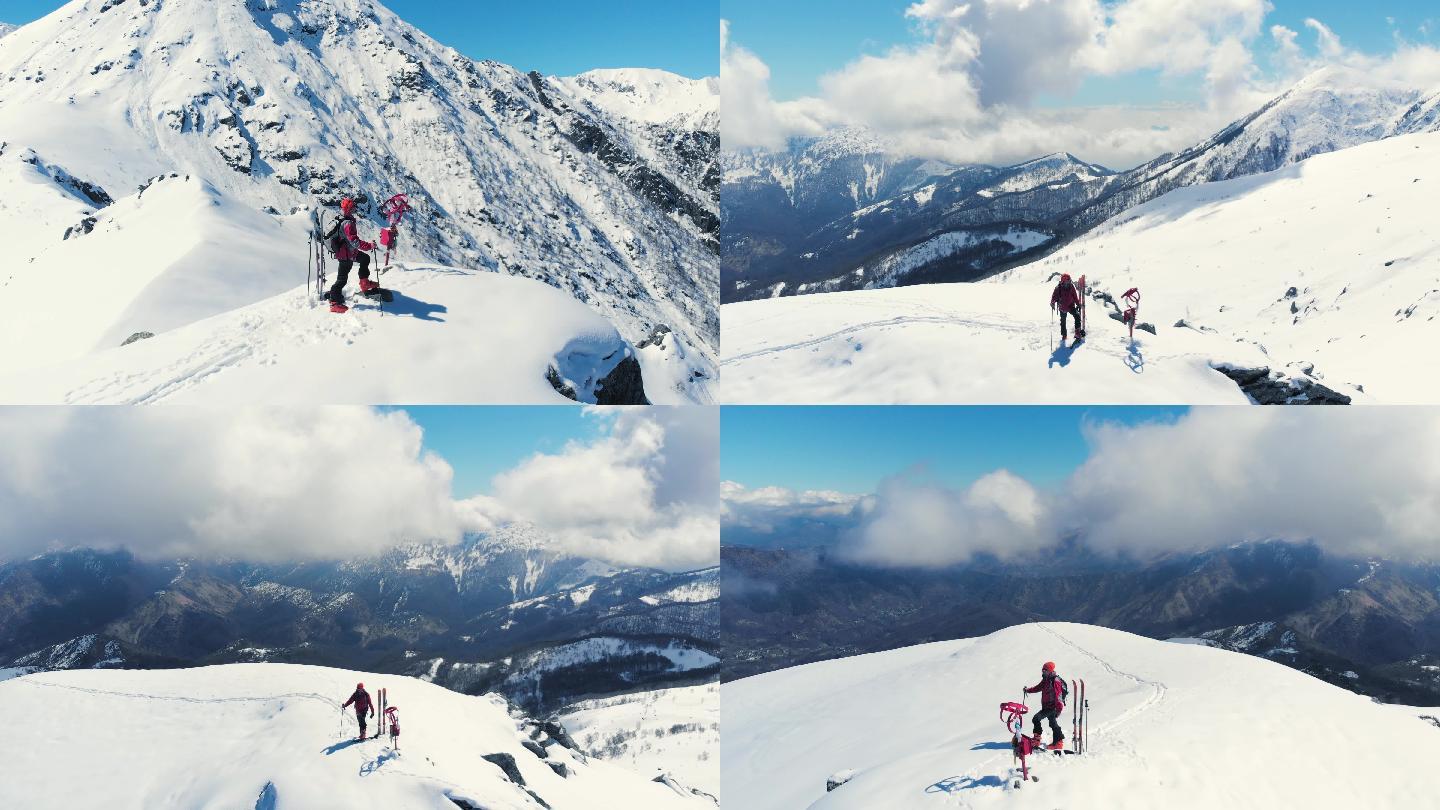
[724, 623, 1440, 810]
[723, 128, 1440, 403]
[555, 69, 717, 131]
[0, 259, 647, 404]
[0, 663, 713, 808]
[0, 0, 717, 402]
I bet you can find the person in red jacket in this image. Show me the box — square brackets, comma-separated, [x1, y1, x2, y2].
[328, 198, 379, 313]
[342, 682, 375, 740]
[1024, 661, 1067, 749]
[1050, 274, 1085, 341]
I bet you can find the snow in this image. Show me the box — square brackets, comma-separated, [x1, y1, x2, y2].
[559, 682, 720, 799]
[510, 638, 718, 680]
[639, 579, 720, 606]
[553, 69, 717, 132]
[723, 129, 1440, 403]
[0, 663, 711, 808]
[0, 667, 34, 683]
[0, 258, 644, 404]
[723, 623, 1440, 810]
[0, 0, 716, 403]
[850, 226, 1053, 290]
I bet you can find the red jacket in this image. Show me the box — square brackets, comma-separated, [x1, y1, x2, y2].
[1025, 673, 1065, 711]
[1051, 280, 1080, 311]
[335, 217, 374, 261]
[343, 688, 374, 716]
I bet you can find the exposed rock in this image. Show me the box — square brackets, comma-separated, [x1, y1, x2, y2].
[1214, 364, 1351, 404]
[121, 331, 155, 346]
[520, 739, 548, 759]
[481, 752, 525, 786]
[827, 769, 857, 792]
[545, 761, 569, 778]
[594, 355, 648, 405]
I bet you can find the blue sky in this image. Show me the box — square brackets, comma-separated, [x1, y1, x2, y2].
[722, 406, 1187, 493]
[391, 406, 598, 498]
[4, 1, 717, 78]
[722, 0, 1438, 103]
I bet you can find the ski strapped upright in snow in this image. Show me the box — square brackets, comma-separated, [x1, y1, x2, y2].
[1077, 274, 1088, 341]
[1071, 678, 1088, 754]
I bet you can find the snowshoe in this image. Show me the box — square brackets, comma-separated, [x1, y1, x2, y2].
[329, 302, 349, 314]
[360, 285, 395, 303]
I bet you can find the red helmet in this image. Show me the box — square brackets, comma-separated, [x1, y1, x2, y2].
[1042, 662, 1055, 673]
[340, 198, 357, 215]
[1059, 274, 1071, 283]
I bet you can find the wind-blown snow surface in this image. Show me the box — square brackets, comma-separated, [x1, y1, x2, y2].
[0, 0, 717, 403]
[0, 257, 645, 404]
[0, 664, 712, 809]
[723, 623, 1440, 810]
[723, 130, 1440, 403]
[560, 683, 720, 799]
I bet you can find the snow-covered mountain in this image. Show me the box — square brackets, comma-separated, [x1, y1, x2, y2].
[724, 623, 1440, 810]
[0, 527, 720, 709]
[559, 682, 720, 799]
[0, 0, 717, 403]
[723, 65, 1440, 306]
[723, 126, 1440, 404]
[722, 542, 1440, 704]
[0, 663, 715, 808]
[0, 22, 16, 39]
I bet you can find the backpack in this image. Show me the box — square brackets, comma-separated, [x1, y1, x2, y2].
[1055, 675, 1069, 703]
[324, 215, 351, 256]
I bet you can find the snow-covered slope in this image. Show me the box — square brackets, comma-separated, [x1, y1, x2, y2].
[0, 0, 717, 402]
[559, 682, 720, 799]
[723, 129, 1440, 403]
[0, 663, 714, 808]
[0, 257, 650, 404]
[724, 623, 1440, 810]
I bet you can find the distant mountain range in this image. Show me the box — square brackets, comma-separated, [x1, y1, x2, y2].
[722, 66, 1440, 303]
[0, 524, 719, 714]
[721, 541, 1440, 704]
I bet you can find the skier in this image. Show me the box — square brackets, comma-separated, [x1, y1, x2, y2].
[1050, 274, 1085, 342]
[326, 198, 378, 314]
[342, 681, 375, 740]
[1023, 661, 1067, 750]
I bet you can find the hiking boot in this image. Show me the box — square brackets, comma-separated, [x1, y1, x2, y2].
[359, 278, 380, 293]
[330, 302, 349, 314]
[1048, 738, 1065, 750]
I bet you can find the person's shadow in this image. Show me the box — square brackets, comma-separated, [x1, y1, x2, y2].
[322, 738, 365, 755]
[925, 774, 1005, 794]
[1048, 340, 1081, 368]
[382, 291, 448, 322]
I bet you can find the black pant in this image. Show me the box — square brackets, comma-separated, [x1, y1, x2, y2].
[1059, 305, 1083, 338]
[1032, 706, 1063, 741]
[356, 710, 370, 737]
[329, 252, 371, 302]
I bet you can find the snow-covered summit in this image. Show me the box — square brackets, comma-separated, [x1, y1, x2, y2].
[557, 68, 718, 131]
[0, 0, 717, 402]
[0, 663, 715, 808]
[724, 623, 1440, 810]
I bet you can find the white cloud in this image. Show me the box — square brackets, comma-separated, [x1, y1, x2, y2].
[1062, 409, 1440, 561]
[724, 0, 1440, 168]
[739, 409, 1440, 566]
[0, 407, 720, 572]
[840, 469, 1050, 567]
[0, 408, 462, 562]
[721, 480, 864, 533]
[465, 407, 719, 572]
